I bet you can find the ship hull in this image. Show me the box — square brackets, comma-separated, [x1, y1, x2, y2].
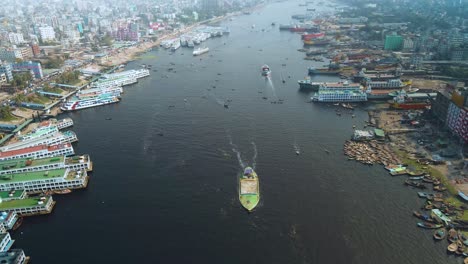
[390, 102, 430, 110]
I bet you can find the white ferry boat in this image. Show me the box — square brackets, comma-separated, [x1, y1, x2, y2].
[310, 81, 367, 102]
[61, 95, 120, 111]
[100, 69, 150, 80]
[77, 86, 123, 99]
[0, 131, 78, 152]
[18, 126, 58, 142]
[91, 77, 137, 89]
[193, 47, 209, 56]
[0, 143, 74, 161]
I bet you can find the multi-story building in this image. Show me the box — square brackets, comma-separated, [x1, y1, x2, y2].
[7, 33, 24, 45]
[30, 42, 40, 57]
[12, 61, 43, 79]
[384, 34, 403, 51]
[403, 38, 414, 51]
[0, 74, 6, 85]
[0, 48, 23, 62]
[432, 91, 452, 125]
[0, 63, 13, 82]
[112, 22, 139, 42]
[38, 26, 56, 42]
[451, 48, 468, 61]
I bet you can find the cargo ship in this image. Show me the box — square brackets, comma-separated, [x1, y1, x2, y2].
[239, 167, 260, 212]
[261, 65, 271, 76]
[61, 95, 120, 111]
[389, 91, 432, 110]
[303, 39, 330, 46]
[193, 47, 209, 56]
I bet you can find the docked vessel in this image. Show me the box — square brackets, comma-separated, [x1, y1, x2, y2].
[389, 91, 433, 110]
[311, 82, 367, 102]
[171, 41, 181, 51]
[302, 32, 325, 40]
[297, 78, 321, 90]
[193, 47, 209, 56]
[61, 95, 120, 111]
[366, 79, 407, 89]
[303, 39, 331, 46]
[308, 67, 340, 75]
[239, 167, 260, 212]
[77, 86, 123, 99]
[261, 65, 271, 76]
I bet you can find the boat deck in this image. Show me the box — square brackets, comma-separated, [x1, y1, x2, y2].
[240, 179, 258, 194]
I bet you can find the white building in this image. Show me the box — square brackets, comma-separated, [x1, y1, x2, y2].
[38, 26, 56, 41]
[7, 33, 24, 45]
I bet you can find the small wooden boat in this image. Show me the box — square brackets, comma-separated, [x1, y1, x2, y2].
[417, 222, 443, 229]
[464, 257, 468, 264]
[405, 180, 426, 189]
[423, 177, 434, 183]
[417, 192, 433, 198]
[409, 176, 424, 180]
[448, 242, 458, 253]
[434, 185, 447, 192]
[433, 228, 447, 240]
[12, 216, 23, 231]
[448, 229, 459, 243]
[53, 189, 72, 195]
[413, 211, 434, 222]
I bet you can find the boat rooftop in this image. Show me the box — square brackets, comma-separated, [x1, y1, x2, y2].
[0, 190, 25, 200]
[0, 168, 68, 183]
[0, 249, 25, 263]
[0, 156, 64, 171]
[0, 196, 51, 210]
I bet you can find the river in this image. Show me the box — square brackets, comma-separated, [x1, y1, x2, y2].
[14, 1, 458, 263]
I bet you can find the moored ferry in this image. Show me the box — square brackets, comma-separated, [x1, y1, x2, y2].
[0, 131, 78, 152]
[308, 67, 340, 75]
[311, 81, 367, 102]
[239, 167, 260, 212]
[77, 86, 123, 99]
[0, 143, 74, 161]
[297, 78, 321, 90]
[61, 95, 120, 111]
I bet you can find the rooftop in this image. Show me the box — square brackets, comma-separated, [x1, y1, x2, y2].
[0, 249, 25, 263]
[0, 196, 51, 210]
[0, 168, 67, 183]
[0, 156, 64, 172]
[0, 190, 25, 200]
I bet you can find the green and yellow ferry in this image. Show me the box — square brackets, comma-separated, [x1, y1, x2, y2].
[239, 167, 260, 212]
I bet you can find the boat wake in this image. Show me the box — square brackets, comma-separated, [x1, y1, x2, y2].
[293, 142, 300, 154]
[251, 141, 258, 170]
[227, 133, 246, 168]
[266, 77, 278, 100]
